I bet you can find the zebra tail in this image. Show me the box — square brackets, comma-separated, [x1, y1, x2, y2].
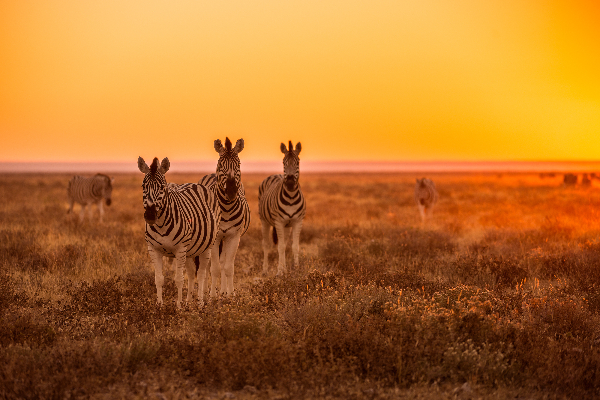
[194, 256, 199, 273]
[219, 239, 223, 257]
[272, 227, 278, 245]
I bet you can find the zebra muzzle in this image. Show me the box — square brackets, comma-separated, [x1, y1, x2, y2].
[285, 176, 297, 190]
[225, 177, 238, 201]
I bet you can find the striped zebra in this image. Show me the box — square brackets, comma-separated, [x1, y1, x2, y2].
[138, 156, 221, 307]
[414, 177, 438, 223]
[67, 174, 114, 223]
[198, 137, 250, 296]
[259, 141, 306, 275]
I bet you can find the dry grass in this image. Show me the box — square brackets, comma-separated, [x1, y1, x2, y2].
[1, 171, 600, 399]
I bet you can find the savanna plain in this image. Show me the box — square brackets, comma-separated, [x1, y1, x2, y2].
[1, 172, 600, 399]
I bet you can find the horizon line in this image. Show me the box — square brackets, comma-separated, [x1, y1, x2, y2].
[2, 160, 600, 173]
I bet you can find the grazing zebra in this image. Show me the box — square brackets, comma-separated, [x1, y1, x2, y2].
[414, 177, 438, 223]
[259, 141, 306, 275]
[138, 156, 221, 307]
[67, 174, 114, 223]
[198, 137, 250, 296]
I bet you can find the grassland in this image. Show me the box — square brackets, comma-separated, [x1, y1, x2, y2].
[1, 171, 600, 399]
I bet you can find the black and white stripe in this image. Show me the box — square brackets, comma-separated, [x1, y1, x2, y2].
[198, 137, 250, 296]
[414, 177, 438, 223]
[67, 174, 114, 222]
[138, 156, 221, 307]
[259, 141, 306, 275]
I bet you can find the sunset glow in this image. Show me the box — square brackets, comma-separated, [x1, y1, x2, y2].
[1, 1, 599, 164]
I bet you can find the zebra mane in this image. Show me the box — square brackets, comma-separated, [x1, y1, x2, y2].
[150, 158, 160, 176]
[225, 137, 232, 151]
[95, 173, 112, 187]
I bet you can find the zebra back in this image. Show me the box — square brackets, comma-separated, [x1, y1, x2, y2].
[67, 174, 113, 205]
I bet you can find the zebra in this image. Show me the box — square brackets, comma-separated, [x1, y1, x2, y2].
[67, 174, 114, 223]
[258, 141, 306, 275]
[414, 177, 438, 224]
[198, 137, 250, 296]
[138, 156, 221, 307]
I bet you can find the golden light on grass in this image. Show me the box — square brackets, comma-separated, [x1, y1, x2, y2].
[2, 172, 600, 397]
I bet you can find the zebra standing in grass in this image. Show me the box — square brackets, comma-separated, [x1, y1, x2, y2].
[198, 138, 250, 296]
[138, 156, 221, 307]
[414, 177, 438, 224]
[67, 174, 114, 223]
[259, 141, 306, 275]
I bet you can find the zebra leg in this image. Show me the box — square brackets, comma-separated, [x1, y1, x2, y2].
[417, 204, 426, 224]
[210, 233, 223, 298]
[291, 221, 303, 268]
[67, 198, 74, 215]
[275, 224, 287, 275]
[184, 257, 196, 304]
[195, 250, 211, 306]
[284, 226, 292, 246]
[162, 256, 171, 272]
[97, 200, 104, 223]
[260, 219, 271, 275]
[148, 246, 165, 305]
[173, 250, 187, 309]
[79, 204, 86, 222]
[220, 234, 241, 295]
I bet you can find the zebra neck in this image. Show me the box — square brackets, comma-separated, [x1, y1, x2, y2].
[153, 194, 170, 226]
[279, 183, 302, 205]
[280, 183, 301, 197]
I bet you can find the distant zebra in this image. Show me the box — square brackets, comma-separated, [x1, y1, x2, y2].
[582, 174, 592, 186]
[563, 173, 578, 186]
[414, 177, 438, 223]
[67, 174, 114, 222]
[138, 156, 221, 307]
[259, 141, 306, 275]
[198, 137, 250, 296]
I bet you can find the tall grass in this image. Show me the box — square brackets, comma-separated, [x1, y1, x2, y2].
[1, 172, 600, 398]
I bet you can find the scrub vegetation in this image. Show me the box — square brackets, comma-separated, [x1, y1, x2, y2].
[1, 172, 600, 399]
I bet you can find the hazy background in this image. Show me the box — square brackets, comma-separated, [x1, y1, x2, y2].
[1, 0, 599, 169]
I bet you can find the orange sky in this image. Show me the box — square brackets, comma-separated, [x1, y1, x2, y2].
[1, 0, 599, 163]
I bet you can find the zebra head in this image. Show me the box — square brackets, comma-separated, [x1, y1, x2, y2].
[416, 178, 429, 189]
[214, 137, 244, 202]
[96, 174, 114, 206]
[280, 141, 301, 191]
[138, 156, 170, 225]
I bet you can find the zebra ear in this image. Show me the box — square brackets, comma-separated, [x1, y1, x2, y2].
[294, 142, 302, 155]
[280, 143, 288, 154]
[233, 138, 244, 154]
[214, 139, 225, 155]
[159, 158, 170, 174]
[138, 157, 150, 174]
